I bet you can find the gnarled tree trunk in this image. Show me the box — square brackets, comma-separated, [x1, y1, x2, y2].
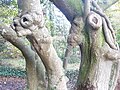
[13, 0, 67, 90]
[0, 0, 120, 90]
[0, 25, 46, 90]
[50, 0, 120, 90]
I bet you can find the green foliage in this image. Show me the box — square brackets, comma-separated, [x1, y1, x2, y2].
[98, 0, 119, 10]
[53, 40, 67, 59]
[0, 42, 23, 59]
[0, 0, 18, 24]
[0, 66, 26, 78]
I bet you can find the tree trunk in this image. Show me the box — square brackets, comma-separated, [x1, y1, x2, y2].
[1, 0, 120, 90]
[49, 0, 120, 90]
[63, 45, 73, 69]
[0, 25, 46, 90]
[77, 1, 120, 90]
[13, 0, 68, 90]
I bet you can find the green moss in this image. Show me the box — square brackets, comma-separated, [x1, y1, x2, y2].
[98, 27, 105, 47]
[78, 26, 105, 85]
[78, 30, 91, 83]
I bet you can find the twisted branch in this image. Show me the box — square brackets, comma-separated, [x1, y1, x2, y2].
[91, 0, 118, 50]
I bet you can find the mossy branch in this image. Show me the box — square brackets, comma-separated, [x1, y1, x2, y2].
[91, 0, 118, 50]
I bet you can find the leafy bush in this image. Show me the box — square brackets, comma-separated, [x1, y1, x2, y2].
[0, 0, 18, 24]
[0, 66, 26, 78]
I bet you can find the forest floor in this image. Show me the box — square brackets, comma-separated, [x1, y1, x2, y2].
[0, 59, 120, 90]
[0, 76, 26, 90]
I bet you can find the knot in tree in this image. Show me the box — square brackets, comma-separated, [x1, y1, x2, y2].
[87, 12, 102, 30]
[11, 11, 44, 37]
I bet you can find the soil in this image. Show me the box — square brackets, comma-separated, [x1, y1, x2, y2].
[0, 76, 26, 90]
[0, 75, 120, 90]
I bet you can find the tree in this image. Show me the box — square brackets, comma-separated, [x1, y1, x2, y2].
[0, 0, 120, 90]
[52, 0, 120, 90]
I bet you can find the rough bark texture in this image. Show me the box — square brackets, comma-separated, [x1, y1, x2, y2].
[0, 0, 120, 90]
[13, 0, 67, 90]
[49, 0, 120, 90]
[0, 25, 46, 90]
[49, 0, 83, 23]
[63, 16, 84, 70]
[77, 1, 120, 90]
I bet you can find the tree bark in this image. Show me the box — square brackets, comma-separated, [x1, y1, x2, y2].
[13, 0, 68, 90]
[49, 0, 83, 23]
[49, 0, 120, 90]
[77, 1, 120, 89]
[63, 16, 84, 70]
[0, 0, 120, 90]
[0, 25, 46, 90]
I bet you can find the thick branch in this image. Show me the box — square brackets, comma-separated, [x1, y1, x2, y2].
[83, 0, 91, 21]
[63, 16, 84, 70]
[49, 0, 83, 23]
[97, 0, 119, 10]
[17, 0, 42, 13]
[63, 45, 73, 69]
[15, 0, 68, 89]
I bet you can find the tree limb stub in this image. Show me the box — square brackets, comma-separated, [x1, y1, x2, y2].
[14, 0, 68, 89]
[91, 1, 118, 50]
[91, 8, 116, 42]
[87, 12, 102, 30]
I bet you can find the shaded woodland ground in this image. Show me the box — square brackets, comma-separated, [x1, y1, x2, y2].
[0, 71, 120, 90]
[0, 59, 120, 90]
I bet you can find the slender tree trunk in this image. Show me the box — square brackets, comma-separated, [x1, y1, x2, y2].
[0, 25, 46, 90]
[63, 45, 73, 69]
